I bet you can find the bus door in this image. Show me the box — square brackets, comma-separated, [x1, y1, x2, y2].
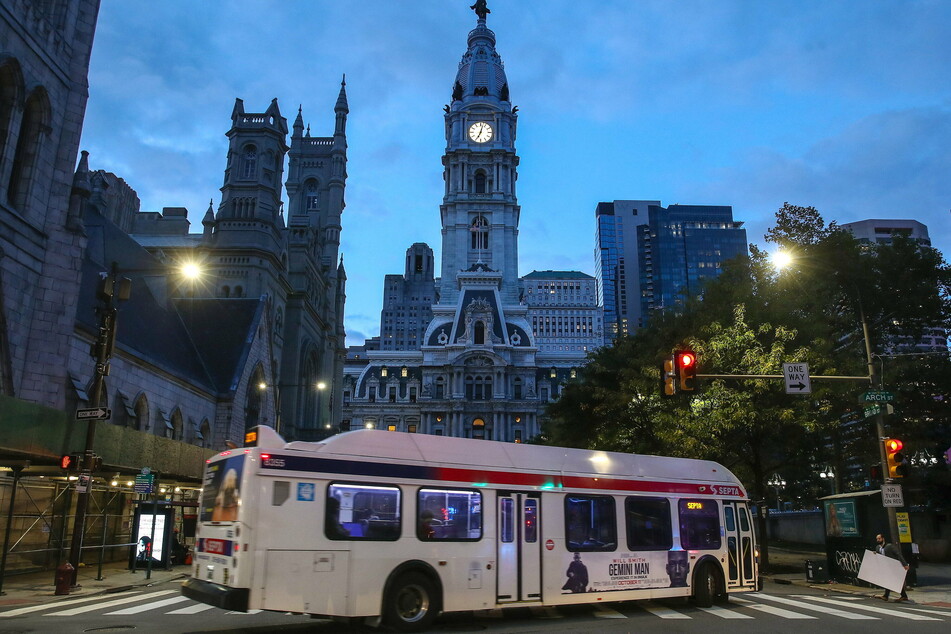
[723, 501, 756, 588]
[496, 492, 541, 603]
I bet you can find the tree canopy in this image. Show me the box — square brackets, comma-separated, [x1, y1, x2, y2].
[544, 204, 951, 509]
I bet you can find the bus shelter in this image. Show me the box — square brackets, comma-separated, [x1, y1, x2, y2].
[821, 490, 890, 584]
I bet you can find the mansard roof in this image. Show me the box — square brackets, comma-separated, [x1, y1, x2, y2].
[79, 209, 267, 396]
[522, 270, 595, 280]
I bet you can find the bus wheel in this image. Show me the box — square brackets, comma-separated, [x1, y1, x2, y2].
[692, 564, 718, 608]
[384, 571, 438, 632]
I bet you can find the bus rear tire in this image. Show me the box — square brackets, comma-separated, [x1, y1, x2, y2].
[383, 571, 439, 632]
[692, 564, 719, 608]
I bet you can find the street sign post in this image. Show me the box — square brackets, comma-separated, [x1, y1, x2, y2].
[782, 362, 812, 395]
[76, 407, 111, 420]
[859, 390, 895, 403]
[881, 484, 904, 508]
[134, 473, 155, 494]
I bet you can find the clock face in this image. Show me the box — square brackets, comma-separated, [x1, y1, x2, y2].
[468, 121, 493, 143]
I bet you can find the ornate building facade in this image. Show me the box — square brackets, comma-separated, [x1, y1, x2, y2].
[341, 7, 595, 442]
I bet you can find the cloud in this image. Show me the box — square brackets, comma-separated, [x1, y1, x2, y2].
[691, 107, 951, 253]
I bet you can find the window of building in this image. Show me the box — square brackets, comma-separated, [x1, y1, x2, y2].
[401, 366, 408, 378]
[472, 418, 485, 439]
[8, 88, 50, 212]
[241, 145, 257, 179]
[679, 499, 721, 550]
[625, 497, 672, 551]
[513, 377, 522, 399]
[305, 180, 319, 210]
[470, 215, 489, 250]
[417, 488, 482, 541]
[474, 171, 487, 194]
[565, 495, 616, 552]
[380, 366, 388, 378]
[327, 483, 400, 541]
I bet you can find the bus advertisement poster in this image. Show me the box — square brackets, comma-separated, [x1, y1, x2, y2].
[201, 454, 245, 522]
[562, 550, 687, 593]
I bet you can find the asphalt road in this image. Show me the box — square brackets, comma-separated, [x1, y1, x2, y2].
[1, 579, 949, 633]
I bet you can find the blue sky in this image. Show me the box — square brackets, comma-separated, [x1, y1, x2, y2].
[81, 1, 951, 346]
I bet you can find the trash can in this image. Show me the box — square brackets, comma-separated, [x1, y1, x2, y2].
[805, 559, 830, 583]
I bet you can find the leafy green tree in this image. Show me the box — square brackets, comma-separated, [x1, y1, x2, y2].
[545, 202, 950, 510]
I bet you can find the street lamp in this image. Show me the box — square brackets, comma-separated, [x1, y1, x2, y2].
[317, 381, 328, 430]
[819, 466, 835, 494]
[772, 248, 901, 543]
[767, 474, 786, 511]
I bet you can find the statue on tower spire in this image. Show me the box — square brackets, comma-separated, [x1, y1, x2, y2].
[471, 0, 489, 20]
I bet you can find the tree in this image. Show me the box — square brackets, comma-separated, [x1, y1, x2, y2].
[544, 202, 950, 510]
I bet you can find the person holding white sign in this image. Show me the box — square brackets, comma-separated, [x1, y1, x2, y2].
[875, 533, 909, 602]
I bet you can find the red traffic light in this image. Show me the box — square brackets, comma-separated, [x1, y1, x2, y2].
[675, 350, 698, 391]
[678, 352, 696, 368]
[884, 438, 903, 454]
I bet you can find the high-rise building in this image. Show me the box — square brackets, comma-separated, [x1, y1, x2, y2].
[840, 219, 931, 247]
[595, 200, 748, 343]
[380, 244, 438, 351]
[521, 271, 602, 354]
[341, 6, 590, 442]
[841, 218, 946, 353]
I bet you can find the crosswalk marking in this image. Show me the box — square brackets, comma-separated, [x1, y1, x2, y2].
[4, 589, 950, 623]
[753, 593, 876, 619]
[591, 605, 627, 618]
[47, 590, 177, 616]
[791, 595, 941, 621]
[105, 595, 191, 615]
[166, 602, 217, 615]
[639, 601, 691, 619]
[0, 591, 144, 617]
[732, 596, 817, 619]
[698, 604, 754, 619]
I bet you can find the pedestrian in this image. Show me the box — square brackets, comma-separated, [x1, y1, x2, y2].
[875, 533, 910, 602]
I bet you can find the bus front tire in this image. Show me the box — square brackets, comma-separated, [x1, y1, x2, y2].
[383, 571, 439, 632]
[692, 564, 720, 608]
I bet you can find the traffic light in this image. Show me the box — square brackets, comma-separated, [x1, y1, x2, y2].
[884, 438, 907, 478]
[675, 350, 697, 391]
[662, 356, 677, 396]
[59, 453, 82, 472]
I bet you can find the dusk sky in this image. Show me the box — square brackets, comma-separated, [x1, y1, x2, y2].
[80, 0, 951, 346]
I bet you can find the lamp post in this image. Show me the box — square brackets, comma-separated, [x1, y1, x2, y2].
[772, 249, 900, 544]
[819, 466, 835, 495]
[767, 474, 786, 511]
[68, 263, 130, 586]
[317, 381, 328, 433]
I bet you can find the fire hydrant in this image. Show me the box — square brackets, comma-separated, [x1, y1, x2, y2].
[54, 562, 74, 595]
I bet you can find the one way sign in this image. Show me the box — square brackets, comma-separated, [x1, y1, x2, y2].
[782, 362, 812, 395]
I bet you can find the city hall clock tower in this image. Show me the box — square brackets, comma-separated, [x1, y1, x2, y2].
[437, 5, 521, 306]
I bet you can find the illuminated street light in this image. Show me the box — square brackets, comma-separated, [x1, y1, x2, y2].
[771, 249, 793, 270]
[181, 261, 202, 280]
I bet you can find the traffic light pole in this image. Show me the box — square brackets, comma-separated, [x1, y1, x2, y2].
[67, 263, 127, 586]
[859, 302, 901, 546]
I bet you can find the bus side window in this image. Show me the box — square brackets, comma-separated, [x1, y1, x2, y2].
[565, 495, 616, 552]
[272, 481, 290, 506]
[678, 499, 721, 550]
[417, 488, 482, 541]
[327, 483, 401, 541]
[624, 497, 672, 551]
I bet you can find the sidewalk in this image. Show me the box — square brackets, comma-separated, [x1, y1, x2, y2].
[0, 561, 187, 608]
[763, 542, 951, 607]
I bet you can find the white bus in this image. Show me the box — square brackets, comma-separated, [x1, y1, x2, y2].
[182, 426, 758, 631]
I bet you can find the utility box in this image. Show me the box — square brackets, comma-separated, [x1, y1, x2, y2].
[805, 559, 829, 583]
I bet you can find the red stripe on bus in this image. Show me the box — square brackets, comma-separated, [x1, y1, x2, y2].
[432, 466, 744, 497]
